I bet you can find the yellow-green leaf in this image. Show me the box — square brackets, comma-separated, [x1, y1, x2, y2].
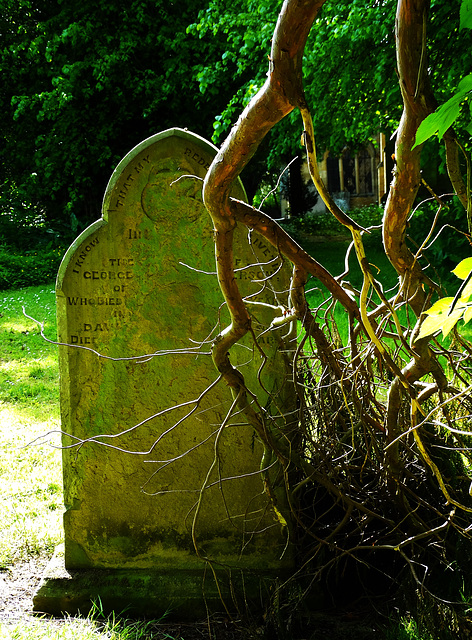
[461, 278, 472, 301]
[464, 306, 472, 324]
[452, 257, 472, 280]
[441, 308, 464, 337]
[418, 305, 464, 339]
[423, 297, 454, 315]
[418, 314, 449, 339]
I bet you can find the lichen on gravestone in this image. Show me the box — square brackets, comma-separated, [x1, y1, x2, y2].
[56, 128, 296, 575]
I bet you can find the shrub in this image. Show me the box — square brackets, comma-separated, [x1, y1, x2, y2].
[0, 245, 66, 290]
[279, 203, 384, 240]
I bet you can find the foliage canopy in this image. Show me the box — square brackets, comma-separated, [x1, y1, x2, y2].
[0, 0, 239, 234]
[1, 0, 472, 238]
[3, 0, 472, 633]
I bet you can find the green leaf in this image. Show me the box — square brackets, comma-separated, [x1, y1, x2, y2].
[461, 278, 472, 301]
[436, 94, 465, 139]
[417, 296, 465, 339]
[452, 257, 472, 279]
[413, 74, 472, 148]
[457, 73, 472, 92]
[460, 0, 472, 29]
[413, 112, 442, 148]
[442, 308, 464, 337]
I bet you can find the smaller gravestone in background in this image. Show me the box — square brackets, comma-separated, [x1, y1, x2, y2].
[34, 128, 296, 617]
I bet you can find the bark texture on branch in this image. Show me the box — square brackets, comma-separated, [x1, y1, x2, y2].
[381, 0, 456, 483]
[383, 0, 437, 315]
[202, 0, 330, 390]
[203, 0, 471, 523]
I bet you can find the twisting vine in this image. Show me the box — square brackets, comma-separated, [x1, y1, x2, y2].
[202, 0, 472, 633]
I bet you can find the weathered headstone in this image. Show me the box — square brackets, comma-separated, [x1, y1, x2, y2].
[34, 128, 296, 617]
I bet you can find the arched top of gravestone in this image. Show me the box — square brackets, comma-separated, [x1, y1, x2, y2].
[57, 128, 246, 290]
[103, 127, 246, 209]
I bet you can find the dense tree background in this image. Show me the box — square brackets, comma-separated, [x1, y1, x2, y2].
[0, 0, 241, 237]
[1, 0, 471, 238]
[194, 0, 471, 172]
[2, 0, 472, 633]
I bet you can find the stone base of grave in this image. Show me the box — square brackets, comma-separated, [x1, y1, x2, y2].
[33, 545, 288, 619]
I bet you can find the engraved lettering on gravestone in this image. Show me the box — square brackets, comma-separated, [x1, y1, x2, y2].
[115, 155, 151, 208]
[55, 129, 295, 579]
[183, 146, 211, 171]
[127, 228, 152, 240]
[72, 237, 100, 274]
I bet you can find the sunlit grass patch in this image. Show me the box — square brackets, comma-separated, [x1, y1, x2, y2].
[0, 285, 57, 342]
[0, 405, 62, 567]
[0, 611, 174, 640]
[1, 286, 59, 415]
[0, 617, 103, 640]
[0, 285, 62, 568]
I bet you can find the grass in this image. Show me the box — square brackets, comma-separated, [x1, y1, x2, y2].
[1, 616, 117, 640]
[0, 282, 437, 640]
[384, 616, 436, 640]
[0, 610, 175, 640]
[0, 286, 174, 639]
[300, 234, 405, 345]
[0, 285, 62, 569]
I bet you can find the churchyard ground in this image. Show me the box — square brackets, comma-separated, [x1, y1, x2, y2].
[0, 282, 439, 640]
[0, 286, 200, 639]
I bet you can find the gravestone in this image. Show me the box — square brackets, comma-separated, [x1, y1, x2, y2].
[34, 128, 296, 617]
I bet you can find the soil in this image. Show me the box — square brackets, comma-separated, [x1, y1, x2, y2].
[1, 557, 54, 624]
[0, 555, 384, 639]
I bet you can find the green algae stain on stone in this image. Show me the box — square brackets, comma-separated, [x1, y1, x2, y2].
[56, 128, 296, 580]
